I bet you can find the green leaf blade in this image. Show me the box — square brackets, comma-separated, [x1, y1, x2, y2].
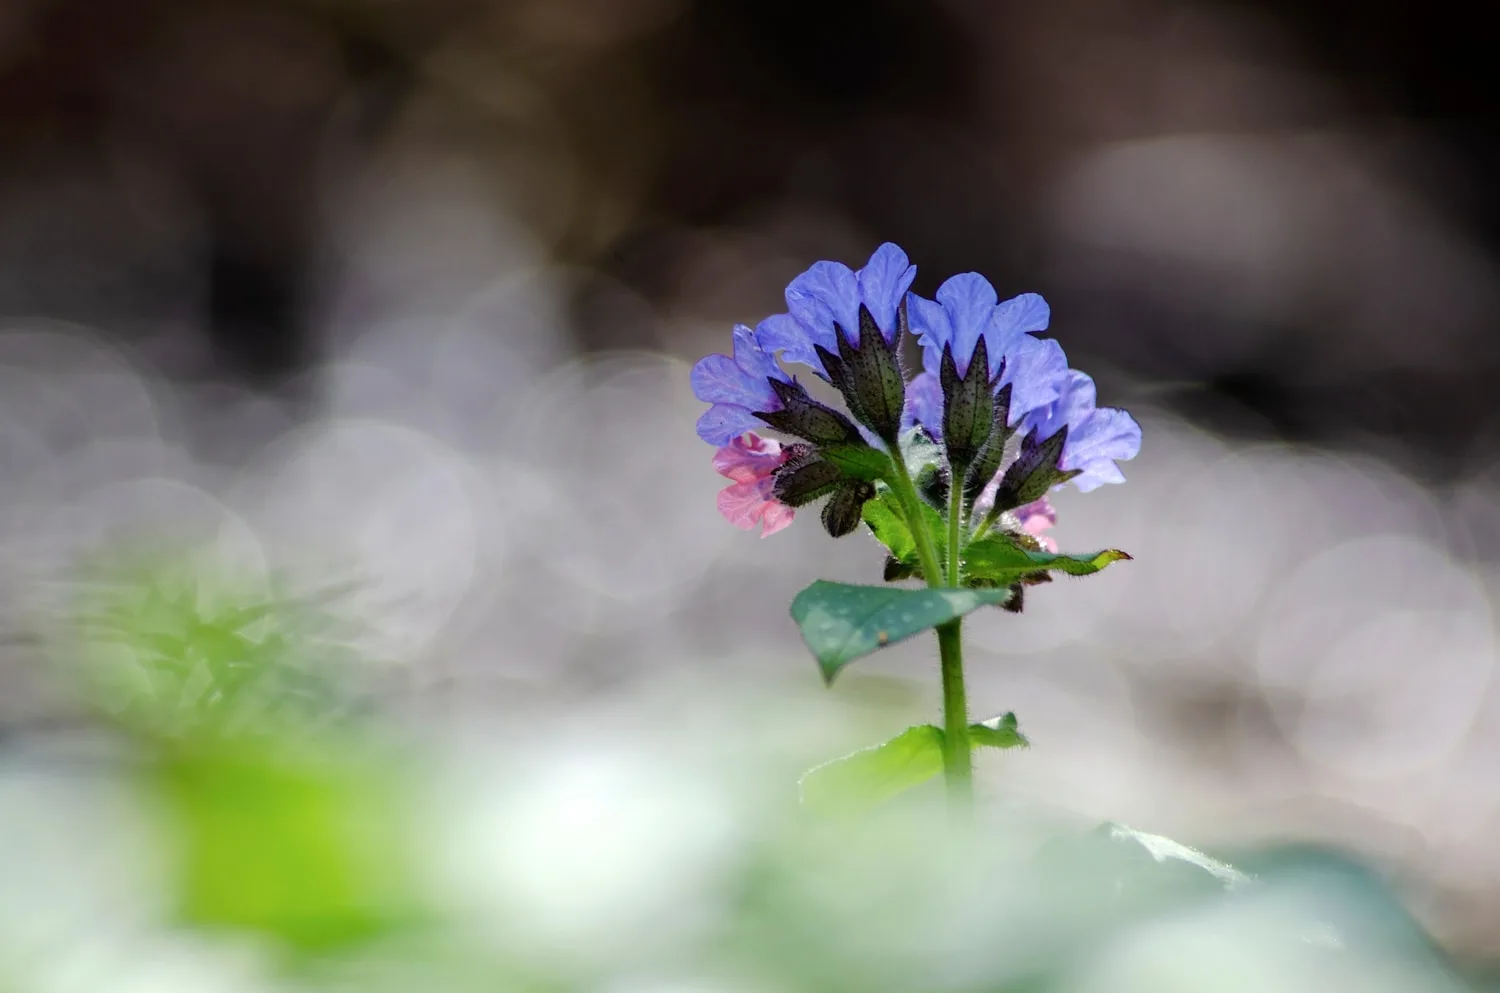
[790, 581, 1012, 683]
[861, 492, 916, 564]
[861, 489, 946, 573]
[970, 712, 1029, 750]
[962, 535, 1131, 587]
[821, 444, 895, 482]
[798, 724, 945, 815]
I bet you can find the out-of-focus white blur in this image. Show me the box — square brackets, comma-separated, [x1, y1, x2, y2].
[4, 199, 1500, 957]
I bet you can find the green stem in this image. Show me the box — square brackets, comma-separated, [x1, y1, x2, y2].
[886, 451, 974, 814]
[936, 619, 972, 809]
[940, 462, 972, 812]
[947, 464, 966, 586]
[886, 454, 945, 594]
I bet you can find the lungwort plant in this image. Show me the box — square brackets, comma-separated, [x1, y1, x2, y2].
[692, 244, 1141, 812]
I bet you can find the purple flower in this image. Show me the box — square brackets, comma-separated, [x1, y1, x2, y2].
[1022, 370, 1141, 492]
[904, 274, 1068, 439]
[691, 324, 792, 445]
[756, 243, 917, 378]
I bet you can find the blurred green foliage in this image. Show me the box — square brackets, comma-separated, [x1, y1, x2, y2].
[62, 556, 362, 742]
[798, 714, 1028, 816]
[50, 555, 425, 959]
[0, 551, 1492, 991]
[148, 741, 423, 956]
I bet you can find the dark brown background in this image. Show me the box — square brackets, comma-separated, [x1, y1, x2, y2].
[4, 0, 1497, 470]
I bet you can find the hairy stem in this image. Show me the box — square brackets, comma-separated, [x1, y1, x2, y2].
[940, 460, 972, 812]
[886, 454, 945, 594]
[936, 618, 972, 811]
[947, 462, 966, 586]
[887, 450, 973, 814]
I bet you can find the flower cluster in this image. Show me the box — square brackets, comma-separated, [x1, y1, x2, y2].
[691, 243, 1140, 546]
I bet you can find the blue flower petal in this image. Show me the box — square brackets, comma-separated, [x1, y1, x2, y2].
[934, 274, 999, 377]
[690, 325, 786, 408]
[985, 293, 1051, 377]
[903, 371, 945, 440]
[690, 353, 764, 409]
[991, 292, 1051, 336]
[785, 260, 861, 345]
[759, 245, 918, 377]
[755, 313, 828, 377]
[1001, 337, 1068, 426]
[856, 422, 887, 450]
[693, 248, 1139, 492]
[913, 288, 1068, 428]
[855, 243, 917, 342]
[911, 293, 954, 375]
[1070, 459, 1129, 493]
[1063, 407, 1141, 491]
[1020, 370, 1140, 491]
[732, 324, 788, 387]
[696, 404, 765, 445]
[1025, 369, 1096, 440]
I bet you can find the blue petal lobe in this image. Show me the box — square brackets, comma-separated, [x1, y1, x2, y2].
[991, 293, 1051, 338]
[908, 293, 954, 374]
[904, 371, 945, 440]
[1002, 337, 1069, 425]
[855, 243, 917, 341]
[786, 261, 861, 345]
[1063, 407, 1141, 490]
[755, 313, 828, 377]
[1024, 368, 1094, 438]
[934, 273, 999, 376]
[690, 353, 772, 410]
[1071, 461, 1128, 492]
[1054, 370, 1099, 427]
[696, 404, 763, 445]
[732, 324, 788, 385]
[985, 294, 1052, 379]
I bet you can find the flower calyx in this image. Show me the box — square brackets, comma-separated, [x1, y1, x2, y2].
[753, 379, 866, 447]
[814, 302, 910, 447]
[771, 443, 884, 539]
[991, 424, 1079, 514]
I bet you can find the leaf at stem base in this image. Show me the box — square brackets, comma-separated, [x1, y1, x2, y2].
[798, 724, 945, 814]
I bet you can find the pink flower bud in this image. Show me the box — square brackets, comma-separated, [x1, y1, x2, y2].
[712, 433, 796, 537]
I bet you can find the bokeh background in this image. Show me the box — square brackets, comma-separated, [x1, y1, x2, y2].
[4, 0, 1500, 982]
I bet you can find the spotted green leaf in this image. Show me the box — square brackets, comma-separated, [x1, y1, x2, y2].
[790, 580, 1012, 683]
